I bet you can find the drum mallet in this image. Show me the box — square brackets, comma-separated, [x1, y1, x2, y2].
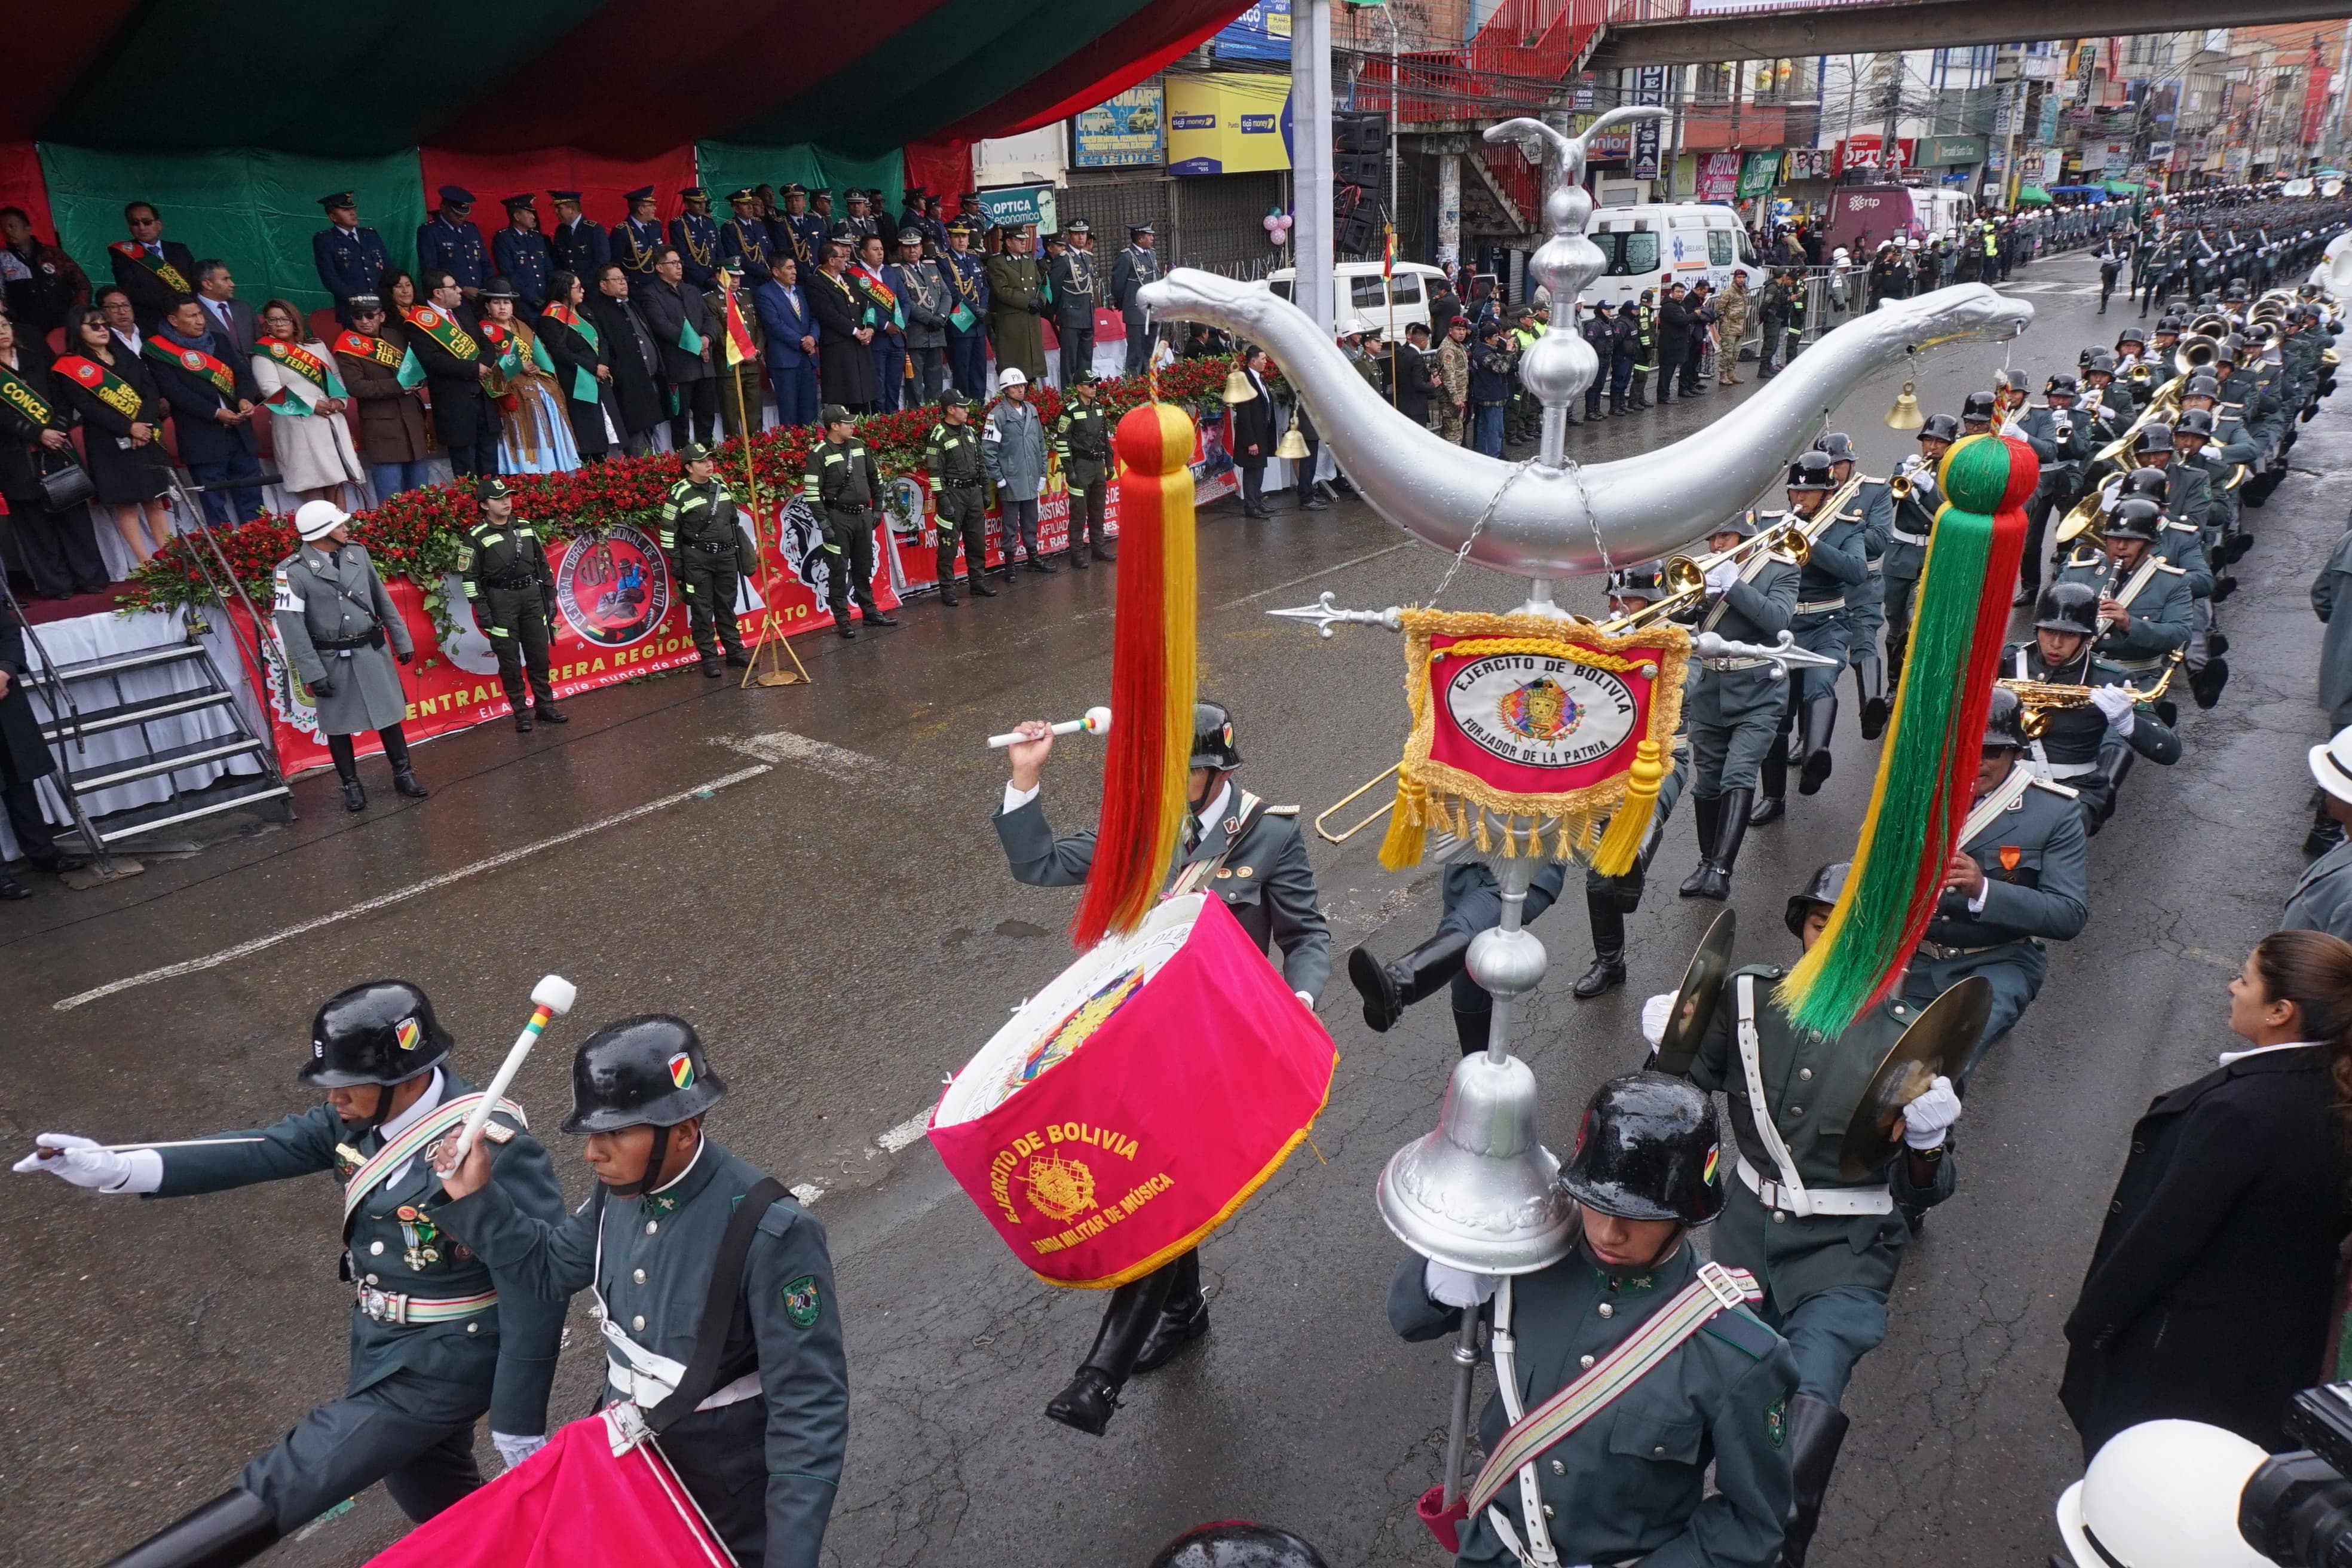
[451, 974, 578, 1163]
[987, 706, 1111, 749]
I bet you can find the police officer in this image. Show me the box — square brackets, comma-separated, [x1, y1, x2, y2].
[1882, 412, 1955, 688]
[433, 1015, 848, 1568]
[1664, 863, 1964, 1566]
[612, 186, 665, 296]
[462, 474, 566, 733]
[275, 500, 430, 812]
[16, 980, 568, 1564]
[670, 186, 721, 291]
[416, 186, 487, 300]
[802, 405, 899, 639]
[722, 188, 773, 281]
[941, 219, 993, 400]
[1902, 686, 2091, 1089]
[662, 441, 753, 673]
[2006, 583, 2180, 832]
[1389, 1073, 1796, 1568]
[1816, 432, 1894, 739]
[1111, 221, 1163, 375]
[924, 392, 996, 607]
[997, 702, 1328, 1432]
[1049, 218, 1100, 387]
[1054, 371, 1114, 568]
[2053, 496, 2194, 705]
[1677, 509, 1799, 900]
[842, 189, 880, 246]
[313, 191, 390, 324]
[1757, 451, 1866, 818]
[492, 194, 553, 310]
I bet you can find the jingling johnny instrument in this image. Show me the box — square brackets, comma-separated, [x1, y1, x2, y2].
[1837, 975, 1987, 1179]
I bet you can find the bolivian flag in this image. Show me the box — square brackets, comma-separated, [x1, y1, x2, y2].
[722, 289, 756, 368]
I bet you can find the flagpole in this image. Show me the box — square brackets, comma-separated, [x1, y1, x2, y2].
[1386, 225, 1398, 408]
[721, 284, 810, 690]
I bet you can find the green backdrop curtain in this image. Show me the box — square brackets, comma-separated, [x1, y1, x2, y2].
[693, 142, 905, 209]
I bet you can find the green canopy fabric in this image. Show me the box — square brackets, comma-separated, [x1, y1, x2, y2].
[694, 143, 905, 210]
[44, 145, 426, 317]
[2103, 180, 2142, 195]
[2016, 185, 2052, 206]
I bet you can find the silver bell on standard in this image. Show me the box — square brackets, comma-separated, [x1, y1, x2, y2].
[1376, 1045, 1576, 1276]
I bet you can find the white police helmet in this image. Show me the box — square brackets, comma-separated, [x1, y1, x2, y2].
[2054, 1420, 2271, 1568]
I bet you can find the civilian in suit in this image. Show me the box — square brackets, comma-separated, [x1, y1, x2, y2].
[2060, 929, 2352, 1457]
[491, 195, 554, 310]
[1394, 323, 1440, 428]
[108, 201, 198, 332]
[148, 296, 264, 524]
[333, 296, 433, 499]
[639, 246, 718, 448]
[537, 271, 626, 463]
[1230, 350, 1277, 520]
[0, 313, 107, 597]
[547, 191, 610, 280]
[415, 188, 489, 301]
[403, 268, 497, 478]
[808, 238, 878, 414]
[586, 262, 663, 455]
[191, 261, 258, 359]
[310, 192, 390, 324]
[752, 255, 822, 428]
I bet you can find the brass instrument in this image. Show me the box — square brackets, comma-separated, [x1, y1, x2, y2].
[1316, 764, 1401, 844]
[2053, 488, 2108, 547]
[2173, 331, 2221, 378]
[1600, 471, 1863, 635]
[2088, 376, 2185, 473]
[2126, 360, 2155, 386]
[1996, 651, 2185, 738]
[2187, 311, 2230, 340]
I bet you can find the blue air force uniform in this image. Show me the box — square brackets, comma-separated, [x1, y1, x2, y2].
[550, 213, 610, 279]
[313, 224, 390, 313]
[613, 213, 666, 296]
[416, 212, 488, 293]
[671, 206, 722, 290]
[492, 225, 553, 310]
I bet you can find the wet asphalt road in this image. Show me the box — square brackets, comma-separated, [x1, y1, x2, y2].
[2, 248, 2342, 1566]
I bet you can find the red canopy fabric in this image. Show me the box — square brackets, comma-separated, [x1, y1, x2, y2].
[951, 0, 1260, 141]
[0, 142, 57, 236]
[0, 2, 149, 140]
[902, 139, 974, 206]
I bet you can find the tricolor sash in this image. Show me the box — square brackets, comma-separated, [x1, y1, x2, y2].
[852, 267, 902, 330]
[258, 335, 347, 415]
[0, 359, 57, 428]
[111, 240, 191, 295]
[543, 305, 603, 402]
[143, 335, 238, 399]
[335, 328, 428, 390]
[341, 1091, 527, 1233]
[55, 354, 145, 419]
[403, 304, 479, 362]
[477, 320, 522, 373]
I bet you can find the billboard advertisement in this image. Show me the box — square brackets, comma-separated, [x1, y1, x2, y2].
[1168, 72, 1295, 177]
[1073, 82, 1165, 169]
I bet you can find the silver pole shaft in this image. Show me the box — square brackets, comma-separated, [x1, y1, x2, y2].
[1440, 1297, 1484, 1507]
[1486, 854, 1538, 1064]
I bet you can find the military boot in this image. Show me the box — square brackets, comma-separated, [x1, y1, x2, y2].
[1853, 654, 1889, 740]
[106, 1486, 278, 1568]
[1777, 1395, 1851, 1568]
[501, 673, 532, 732]
[2096, 743, 2136, 831]
[1347, 930, 1472, 1032]
[1132, 1251, 1208, 1373]
[1797, 694, 1838, 795]
[1045, 1264, 1180, 1435]
[1751, 736, 1789, 825]
[1453, 999, 1494, 1056]
[1572, 888, 1627, 999]
[2188, 655, 2230, 709]
[381, 730, 428, 799]
[967, 572, 999, 599]
[1694, 786, 1753, 901]
[2307, 797, 2346, 859]
[1677, 794, 1723, 898]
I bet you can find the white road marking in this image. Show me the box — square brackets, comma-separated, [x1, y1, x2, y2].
[719, 730, 883, 778]
[51, 765, 773, 1012]
[875, 1111, 932, 1154]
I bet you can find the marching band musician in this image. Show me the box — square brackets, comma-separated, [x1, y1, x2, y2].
[2053, 496, 2195, 712]
[13, 982, 568, 1566]
[2081, 347, 2138, 423]
[1901, 688, 2091, 1092]
[2005, 584, 2182, 833]
[1676, 509, 1799, 901]
[1753, 451, 1865, 822]
[1957, 387, 1997, 442]
[1815, 433, 1895, 740]
[994, 702, 1328, 1434]
[2159, 415, 2235, 710]
[1881, 413, 1957, 691]
[2013, 372, 2095, 609]
[2177, 373, 2262, 567]
[1388, 1074, 1797, 1568]
[1655, 862, 1965, 1568]
[433, 1016, 849, 1568]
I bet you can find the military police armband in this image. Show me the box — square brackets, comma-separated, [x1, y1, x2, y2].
[272, 568, 304, 614]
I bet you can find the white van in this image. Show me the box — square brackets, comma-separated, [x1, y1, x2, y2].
[1260, 261, 1450, 336]
[1911, 188, 1979, 243]
[1580, 204, 1766, 310]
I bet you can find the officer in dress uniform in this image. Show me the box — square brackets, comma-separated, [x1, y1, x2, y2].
[612, 186, 665, 297]
[548, 190, 610, 280]
[774, 184, 828, 273]
[1111, 222, 1165, 375]
[416, 186, 488, 300]
[433, 1016, 849, 1568]
[1677, 509, 1799, 901]
[1664, 863, 1962, 1565]
[670, 187, 721, 291]
[1754, 451, 1865, 822]
[722, 188, 774, 283]
[896, 186, 928, 245]
[462, 474, 567, 733]
[2053, 496, 2194, 713]
[1052, 370, 1114, 567]
[886, 227, 951, 406]
[1901, 687, 2091, 1091]
[1881, 413, 1955, 689]
[942, 219, 993, 400]
[1815, 433, 1895, 740]
[1049, 219, 1100, 387]
[997, 703, 1328, 1434]
[924, 392, 996, 607]
[16, 981, 568, 1565]
[662, 442, 754, 674]
[1389, 1073, 1797, 1568]
[274, 500, 430, 812]
[842, 190, 880, 246]
[2006, 583, 2180, 834]
[802, 405, 899, 639]
[492, 194, 553, 310]
[312, 192, 390, 326]
[2013, 371, 2093, 608]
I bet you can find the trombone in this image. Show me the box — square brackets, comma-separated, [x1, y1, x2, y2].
[1996, 651, 2185, 738]
[1599, 470, 1860, 634]
[1316, 764, 1399, 844]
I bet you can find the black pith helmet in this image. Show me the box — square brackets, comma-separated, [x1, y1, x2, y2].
[1983, 685, 2031, 750]
[562, 1016, 730, 1134]
[1190, 700, 1243, 770]
[2118, 466, 2167, 502]
[2106, 497, 2164, 541]
[1787, 449, 1835, 491]
[1147, 1522, 1333, 1568]
[1785, 862, 1850, 938]
[2035, 581, 2102, 636]
[1560, 1072, 1724, 1226]
[299, 980, 452, 1088]
[1918, 412, 1962, 443]
[1813, 431, 1856, 463]
[1961, 390, 1996, 422]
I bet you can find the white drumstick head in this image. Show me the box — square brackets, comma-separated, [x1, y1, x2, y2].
[532, 975, 578, 1015]
[1083, 706, 1112, 734]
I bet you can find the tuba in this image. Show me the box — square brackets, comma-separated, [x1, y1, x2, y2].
[2173, 332, 2221, 378]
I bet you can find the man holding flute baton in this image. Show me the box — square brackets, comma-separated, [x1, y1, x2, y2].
[12, 977, 573, 1567]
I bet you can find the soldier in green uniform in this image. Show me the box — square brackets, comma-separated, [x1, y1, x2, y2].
[2011, 370, 2091, 607]
[1753, 451, 1863, 820]
[662, 442, 754, 674]
[1900, 687, 2091, 1089]
[924, 392, 996, 607]
[2007, 583, 2182, 833]
[1389, 1073, 1797, 1568]
[801, 405, 899, 639]
[1676, 509, 1799, 901]
[434, 1016, 849, 1568]
[2053, 496, 2194, 710]
[1816, 432, 1895, 739]
[461, 475, 566, 732]
[1659, 865, 1963, 1566]
[1053, 371, 1115, 568]
[16, 981, 568, 1564]
[1881, 412, 1956, 690]
[997, 702, 1328, 1432]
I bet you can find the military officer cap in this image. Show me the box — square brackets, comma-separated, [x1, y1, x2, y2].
[728, 188, 759, 206]
[318, 191, 357, 210]
[2136, 422, 2175, 456]
[947, 219, 977, 237]
[1070, 371, 1099, 390]
[1560, 1071, 1725, 1226]
[476, 474, 510, 503]
[1961, 390, 1997, 423]
[820, 403, 853, 426]
[721, 257, 745, 276]
[679, 440, 714, 463]
[811, 186, 832, 197]
[1067, 219, 1091, 234]
[1813, 431, 1857, 463]
[549, 188, 582, 203]
[896, 228, 925, 246]
[1784, 861, 1851, 936]
[828, 223, 858, 242]
[624, 185, 656, 204]
[941, 390, 971, 409]
[1190, 700, 1243, 770]
[1148, 1521, 1331, 1568]
[501, 193, 537, 212]
[1918, 412, 1962, 442]
[904, 185, 926, 200]
[1128, 221, 1156, 235]
[1043, 231, 1067, 247]
[347, 293, 383, 313]
[2045, 372, 2081, 396]
[1982, 685, 2031, 751]
[477, 275, 520, 301]
[299, 979, 454, 1089]
[2175, 408, 2216, 440]
[1786, 449, 1836, 491]
[847, 190, 871, 206]
[437, 185, 475, 207]
[2106, 495, 2166, 541]
[2118, 466, 2167, 501]
[782, 182, 807, 197]
[2034, 581, 2102, 637]
[562, 1015, 730, 1135]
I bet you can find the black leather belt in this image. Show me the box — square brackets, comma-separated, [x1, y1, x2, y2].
[316, 629, 384, 651]
[945, 480, 985, 492]
[689, 540, 735, 553]
[489, 575, 538, 590]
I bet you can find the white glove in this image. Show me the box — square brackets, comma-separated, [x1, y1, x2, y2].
[12, 1133, 134, 1190]
[1901, 1076, 1964, 1149]
[1704, 558, 1740, 595]
[1640, 992, 1677, 1048]
[492, 1431, 547, 1470]
[1424, 1259, 1502, 1308]
[2089, 682, 2136, 736]
[1294, 990, 1316, 1009]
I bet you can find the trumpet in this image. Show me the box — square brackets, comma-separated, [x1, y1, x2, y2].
[2126, 360, 2155, 386]
[1996, 651, 2185, 738]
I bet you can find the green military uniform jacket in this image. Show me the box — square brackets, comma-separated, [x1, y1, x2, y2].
[1883, 457, 1943, 581]
[2053, 546, 2192, 675]
[1685, 967, 1955, 1312]
[2001, 642, 2182, 773]
[1764, 502, 1866, 632]
[1683, 555, 1799, 718]
[437, 1137, 849, 1568]
[1389, 1238, 1797, 1568]
[926, 419, 985, 488]
[805, 436, 878, 518]
[1053, 402, 1113, 488]
[2154, 511, 2214, 598]
[461, 515, 556, 633]
[151, 1068, 568, 1436]
[662, 476, 751, 575]
[1925, 769, 2090, 952]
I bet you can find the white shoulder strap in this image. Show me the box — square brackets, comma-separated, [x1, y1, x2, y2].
[1735, 975, 1812, 1217]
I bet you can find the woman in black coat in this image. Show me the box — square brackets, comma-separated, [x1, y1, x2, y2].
[0, 311, 108, 596]
[537, 271, 621, 462]
[2060, 929, 2352, 1457]
[53, 304, 174, 564]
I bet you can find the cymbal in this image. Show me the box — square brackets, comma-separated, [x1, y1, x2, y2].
[1653, 907, 1735, 1077]
[1836, 975, 1989, 1180]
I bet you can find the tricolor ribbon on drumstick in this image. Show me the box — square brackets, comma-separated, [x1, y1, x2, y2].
[450, 974, 578, 1164]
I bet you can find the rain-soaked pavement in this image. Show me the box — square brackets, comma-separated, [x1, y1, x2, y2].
[3, 249, 2339, 1566]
